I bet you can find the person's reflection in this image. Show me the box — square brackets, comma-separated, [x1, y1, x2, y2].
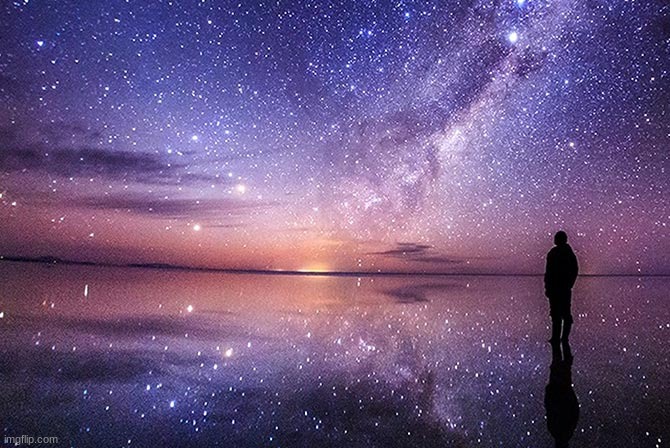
[544, 341, 579, 447]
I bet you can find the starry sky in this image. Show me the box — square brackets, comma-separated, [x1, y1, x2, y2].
[0, 0, 668, 274]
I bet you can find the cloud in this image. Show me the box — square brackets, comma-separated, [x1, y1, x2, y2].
[369, 242, 466, 265]
[0, 122, 219, 185]
[410, 255, 467, 264]
[71, 193, 277, 220]
[0, 144, 174, 182]
[0, 347, 157, 382]
[383, 282, 460, 303]
[38, 193, 279, 223]
[371, 243, 434, 257]
[50, 314, 250, 340]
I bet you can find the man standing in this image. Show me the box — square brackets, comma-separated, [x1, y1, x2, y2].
[544, 231, 579, 343]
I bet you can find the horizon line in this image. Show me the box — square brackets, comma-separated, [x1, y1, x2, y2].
[1, 254, 668, 278]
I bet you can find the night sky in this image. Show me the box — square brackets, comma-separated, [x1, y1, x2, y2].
[0, 0, 668, 274]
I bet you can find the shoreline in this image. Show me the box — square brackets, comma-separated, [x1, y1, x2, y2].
[1, 255, 667, 278]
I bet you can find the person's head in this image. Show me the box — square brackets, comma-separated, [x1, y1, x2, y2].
[554, 231, 568, 246]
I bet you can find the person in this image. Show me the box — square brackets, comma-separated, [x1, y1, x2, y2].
[544, 341, 579, 447]
[544, 231, 579, 343]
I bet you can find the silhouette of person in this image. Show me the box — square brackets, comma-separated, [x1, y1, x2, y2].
[544, 341, 579, 447]
[544, 231, 578, 343]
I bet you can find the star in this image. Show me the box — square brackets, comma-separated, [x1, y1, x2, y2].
[0, 0, 664, 276]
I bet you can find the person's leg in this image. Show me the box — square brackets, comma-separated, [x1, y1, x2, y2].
[561, 339, 573, 364]
[561, 316, 572, 341]
[549, 295, 562, 343]
[551, 317, 562, 344]
[561, 291, 573, 341]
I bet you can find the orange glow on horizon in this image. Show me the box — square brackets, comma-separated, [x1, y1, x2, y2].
[297, 263, 330, 273]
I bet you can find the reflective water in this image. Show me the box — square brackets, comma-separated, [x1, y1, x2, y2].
[0, 262, 668, 447]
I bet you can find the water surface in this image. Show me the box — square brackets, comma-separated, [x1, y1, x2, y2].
[0, 262, 667, 447]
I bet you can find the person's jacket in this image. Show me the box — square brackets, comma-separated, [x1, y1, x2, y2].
[544, 243, 578, 296]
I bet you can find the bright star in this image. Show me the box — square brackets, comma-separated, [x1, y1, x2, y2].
[36, 40, 44, 47]
[508, 31, 519, 44]
[192, 223, 201, 231]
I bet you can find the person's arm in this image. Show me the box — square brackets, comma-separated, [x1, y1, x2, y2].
[570, 252, 579, 288]
[544, 251, 553, 297]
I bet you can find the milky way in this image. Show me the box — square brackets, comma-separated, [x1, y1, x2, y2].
[0, 0, 668, 273]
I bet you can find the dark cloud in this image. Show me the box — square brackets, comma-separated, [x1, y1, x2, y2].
[52, 315, 247, 340]
[370, 243, 466, 265]
[71, 193, 277, 219]
[0, 123, 221, 185]
[37, 351, 156, 382]
[0, 345, 222, 383]
[411, 256, 466, 265]
[383, 282, 460, 303]
[0, 143, 175, 183]
[8, 313, 251, 341]
[371, 243, 434, 257]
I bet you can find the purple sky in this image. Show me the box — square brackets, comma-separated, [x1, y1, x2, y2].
[1, 0, 668, 274]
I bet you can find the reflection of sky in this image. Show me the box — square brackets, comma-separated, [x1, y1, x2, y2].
[1, 1, 669, 274]
[0, 262, 668, 446]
